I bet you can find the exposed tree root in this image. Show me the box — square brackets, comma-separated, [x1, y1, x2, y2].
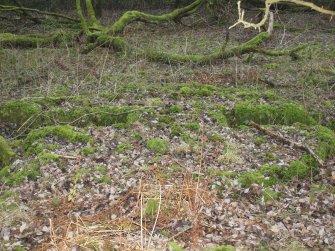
[0, 0, 315, 65]
[249, 120, 325, 167]
[0, 30, 76, 48]
[145, 32, 305, 64]
[107, 0, 204, 35]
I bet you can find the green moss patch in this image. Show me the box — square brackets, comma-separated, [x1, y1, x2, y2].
[0, 99, 142, 130]
[254, 136, 267, 146]
[208, 105, 229, 126]
[239, 161, 311, 188]
[314, 126, 335, 160]
[24, 125, 90, 155]
[168, 242, 184, 251]
[178, 84, 215, 98]
[0, 190, 18, 211]
[0, 100, 42, 125]
[145, 198, 159, 218]
[234, 102, 316, 125]
[0, 160, 40, 186]
[146, 138, 169, 155]
[116, 142, 132, 153]
[207, 245, 235, 251]
[45, 105, 140, 127]
[283, 161, 310, 180]
[37, 152, 60, 165]
[0, 135, 15, 168]
[208, 134, 224, 142]
[94, 175, 112, 183]
[169, 105, 182, 113]
[207, 169, 238, 179]
[80, 146, 97, 156]
[262, 188, 280, 202]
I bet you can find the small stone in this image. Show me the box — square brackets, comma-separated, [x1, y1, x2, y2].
[42, 226, 49, 233]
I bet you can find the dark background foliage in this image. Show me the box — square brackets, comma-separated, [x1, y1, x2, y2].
[1, 0, 333, 11]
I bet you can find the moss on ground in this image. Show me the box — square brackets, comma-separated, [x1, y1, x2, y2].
[80, 146, 97, 156]
[207, 169, 238, 179]
[0, 190, 17, 210]
[293, 125, 335, 161]
[167, 242, 235, 251]
[206, 246, 235, 251]
[145, 198, 159, 218]
[0, 135, 15, 168]
[314, 125, 335, 160]
[234, 102, 316, 125]
[94, 175, 112, 183]
[262, 188, 280, 202]
[184, 122, 200, 131]
[0, 100, 42, 125]
[178, 84, 215, 98]
[45, 105, 140, 127]
[283, 161, 310, 180]
[168, 242, 185, 251]
[239, 161, 311, 188]
[146, 138, 169, 154]
[37, 152, 60, 165]
[0, 160, 40, 186]
[208, 134, 224, 142]
[254, 136, 267, 146]
[169, 105, 182, 113]
[208, 105, 229, 126]
[116, 142, 132, 153]
[0, 99, 142, 130]
[171, 123, 183, 136]
[24, 125, 90, 155]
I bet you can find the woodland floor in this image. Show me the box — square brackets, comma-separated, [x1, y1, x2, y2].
[0, 10, 335, 251]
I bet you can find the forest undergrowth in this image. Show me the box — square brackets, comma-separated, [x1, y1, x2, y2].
[0, 9, 335, 251]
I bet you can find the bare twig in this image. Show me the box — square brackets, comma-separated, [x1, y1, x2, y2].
[230, 0, 335, 30]
[249, 120, 325, 167]
[167, 226, 193, 241]
[147, 183, 162, 248]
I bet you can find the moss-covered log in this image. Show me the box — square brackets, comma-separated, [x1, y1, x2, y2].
[83, 35, 127, 53]
[145, 32, 305, 64]
[107, 0, 204, 35]
[0, 30, 76, 48]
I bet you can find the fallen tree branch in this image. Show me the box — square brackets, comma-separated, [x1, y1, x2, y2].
[0, 30, 77, 48]
[145, 32, 305, 64]
[249, 120, 325, 167]
[230, 0, 335, 30]
[107, 0, 204, 35]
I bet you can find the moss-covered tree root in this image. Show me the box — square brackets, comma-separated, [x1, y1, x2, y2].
[145, 32, 305, 64]
[0, 0, 307, 63]
[107, 0, 204, 35]
[0, 30, 77, 48]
